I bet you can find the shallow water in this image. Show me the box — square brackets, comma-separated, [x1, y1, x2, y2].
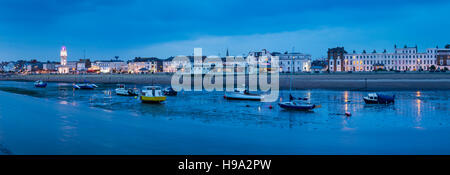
[0, 81, 449, 154]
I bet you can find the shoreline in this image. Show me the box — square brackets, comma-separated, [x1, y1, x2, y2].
[1, 73, 450, 91]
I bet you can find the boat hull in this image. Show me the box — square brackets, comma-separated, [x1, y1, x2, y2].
[363, 98, 395, 104]
[278, 103, 315, 111]
[115, 89, 138, 96]
[140, 96, 166, 103]
[163, 91, 177, 96]
[224, 92, 261, 101]
[78, 86, 95, 90]
[363, 98, 380, 104]
[34, 84, 47, 88]
[363, 94, 395, 104]
[74, 84, 96, 90]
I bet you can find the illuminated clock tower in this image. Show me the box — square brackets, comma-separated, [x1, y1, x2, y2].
[60, 46, 67, 66]
[58, 46, 69, 74]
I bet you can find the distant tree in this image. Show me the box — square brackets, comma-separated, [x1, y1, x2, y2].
[429, 65, 436, 71]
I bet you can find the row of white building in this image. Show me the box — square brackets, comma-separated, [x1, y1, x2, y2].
[4, 44, 448, 74]
[328, 45, 450, 72]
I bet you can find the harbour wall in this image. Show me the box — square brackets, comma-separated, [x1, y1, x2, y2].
[1, 73, 450, 90]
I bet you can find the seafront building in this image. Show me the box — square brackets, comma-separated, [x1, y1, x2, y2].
[327, 45, 450, 72]
[437, 44, 450, 67]
[76, 59, 91, 72]
[90, 60, 127, 73]
[128, 57, 163, 74]
[247, 49, 311, 73]
[58, 46, 69, 74]
[161, 49, 312, 74]
[8, 45, 449, 74]
[43, 62, 59, 72]
[273, 52, 311, 73]
[163, 56, 191, 73]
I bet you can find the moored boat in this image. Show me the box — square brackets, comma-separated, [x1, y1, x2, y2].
[163, 87, 177, 96]
[34, 80, 47, 88]
[278, 100, 316, 111]
[224, 89, 262, 101]
[73, 83, 98, 90]
[363, 93, 395, 104]
[140, 86, 166, 103]
[278, 55, 318, 111]
[115, 84, 139, 96]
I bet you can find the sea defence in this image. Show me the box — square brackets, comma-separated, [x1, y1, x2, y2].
[1, 72, 449, 90]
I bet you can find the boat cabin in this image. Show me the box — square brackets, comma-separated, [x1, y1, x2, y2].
[142, 86, 163, 97]
[367, 93, 378, 100]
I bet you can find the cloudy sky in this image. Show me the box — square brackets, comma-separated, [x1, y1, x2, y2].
[0, 0, 449, 61]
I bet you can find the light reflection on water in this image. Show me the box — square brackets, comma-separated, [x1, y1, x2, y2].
[0, 81, 449, 131]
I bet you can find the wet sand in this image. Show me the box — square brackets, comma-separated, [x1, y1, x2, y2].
[1, 73, 449, 90]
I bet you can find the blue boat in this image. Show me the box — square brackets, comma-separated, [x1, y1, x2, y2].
[163, 87, 178, 96]
[73, 83, 98, 90]
[363, 93, 395, 104]
[34, 80, 47, 88]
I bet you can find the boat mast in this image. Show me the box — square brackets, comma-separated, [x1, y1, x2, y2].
[290, 53, 293, 93]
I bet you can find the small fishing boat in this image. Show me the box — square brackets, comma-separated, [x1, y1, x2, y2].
[224, 88, 262, 101]
[73, 83, 98, 90]
[140, 86, 166, 103]
[363, 93, 395, 104]
[279, 100, 316, 111]
[34, 80, 47, 88]
[163, 87, 177, 96]
[115, 84, 139, 96]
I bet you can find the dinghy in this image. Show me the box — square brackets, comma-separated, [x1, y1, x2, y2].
[34, 80, 47, 88]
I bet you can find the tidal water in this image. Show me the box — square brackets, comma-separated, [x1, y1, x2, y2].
[0, 81, 449, 155]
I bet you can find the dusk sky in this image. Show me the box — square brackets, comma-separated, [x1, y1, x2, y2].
[0, 0, 449, 61]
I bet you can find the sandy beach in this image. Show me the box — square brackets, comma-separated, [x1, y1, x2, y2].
[1, 72, 449, 90]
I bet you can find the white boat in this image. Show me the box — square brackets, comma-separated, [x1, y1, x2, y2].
[73, 83, 98, 90]
[363, 93, 395, 104]
[140, 86, 167, 103]
[224, 88, 262, 101]
[115, 84, 138, 96]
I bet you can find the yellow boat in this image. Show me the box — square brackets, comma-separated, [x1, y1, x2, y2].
[140, 86, 167, 103]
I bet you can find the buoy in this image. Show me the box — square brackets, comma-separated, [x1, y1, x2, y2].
[345, 112, 352, 117]
[268, 105, 273, 109]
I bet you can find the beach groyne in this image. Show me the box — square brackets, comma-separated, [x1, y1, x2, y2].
[1, 73, 449, 90]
